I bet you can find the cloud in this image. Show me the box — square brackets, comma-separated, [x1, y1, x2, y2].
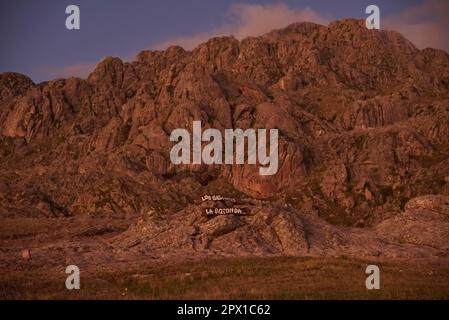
[154, 3, 331, 50]
[384, 0, 449, 52]
[36, 61, 96, 81]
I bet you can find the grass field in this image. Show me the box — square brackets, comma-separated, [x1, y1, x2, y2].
[1, 256, 449, 299]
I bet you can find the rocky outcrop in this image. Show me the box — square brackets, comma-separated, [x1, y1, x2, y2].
[375, 195, 449, 251]
[113, 195, 449, 258]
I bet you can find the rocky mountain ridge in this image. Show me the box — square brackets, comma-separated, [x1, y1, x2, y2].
[1, 19, 449, 259]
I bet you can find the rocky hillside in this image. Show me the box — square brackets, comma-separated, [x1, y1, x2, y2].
[1, 19, 449, 259]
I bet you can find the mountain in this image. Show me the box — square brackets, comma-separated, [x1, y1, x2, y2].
[1, 19, 449, 262]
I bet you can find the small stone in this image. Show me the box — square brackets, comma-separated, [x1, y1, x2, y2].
[364, 188, 374, 201]
[342, 196, 355, 209]
[20, 249, 31, 260]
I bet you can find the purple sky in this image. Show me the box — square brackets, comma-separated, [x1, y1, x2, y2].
[1, 0, 447, 83]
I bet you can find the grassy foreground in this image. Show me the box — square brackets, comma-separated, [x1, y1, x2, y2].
[1, 256, 449, 299]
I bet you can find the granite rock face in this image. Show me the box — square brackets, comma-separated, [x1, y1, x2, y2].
[1, 19, 449, 258]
